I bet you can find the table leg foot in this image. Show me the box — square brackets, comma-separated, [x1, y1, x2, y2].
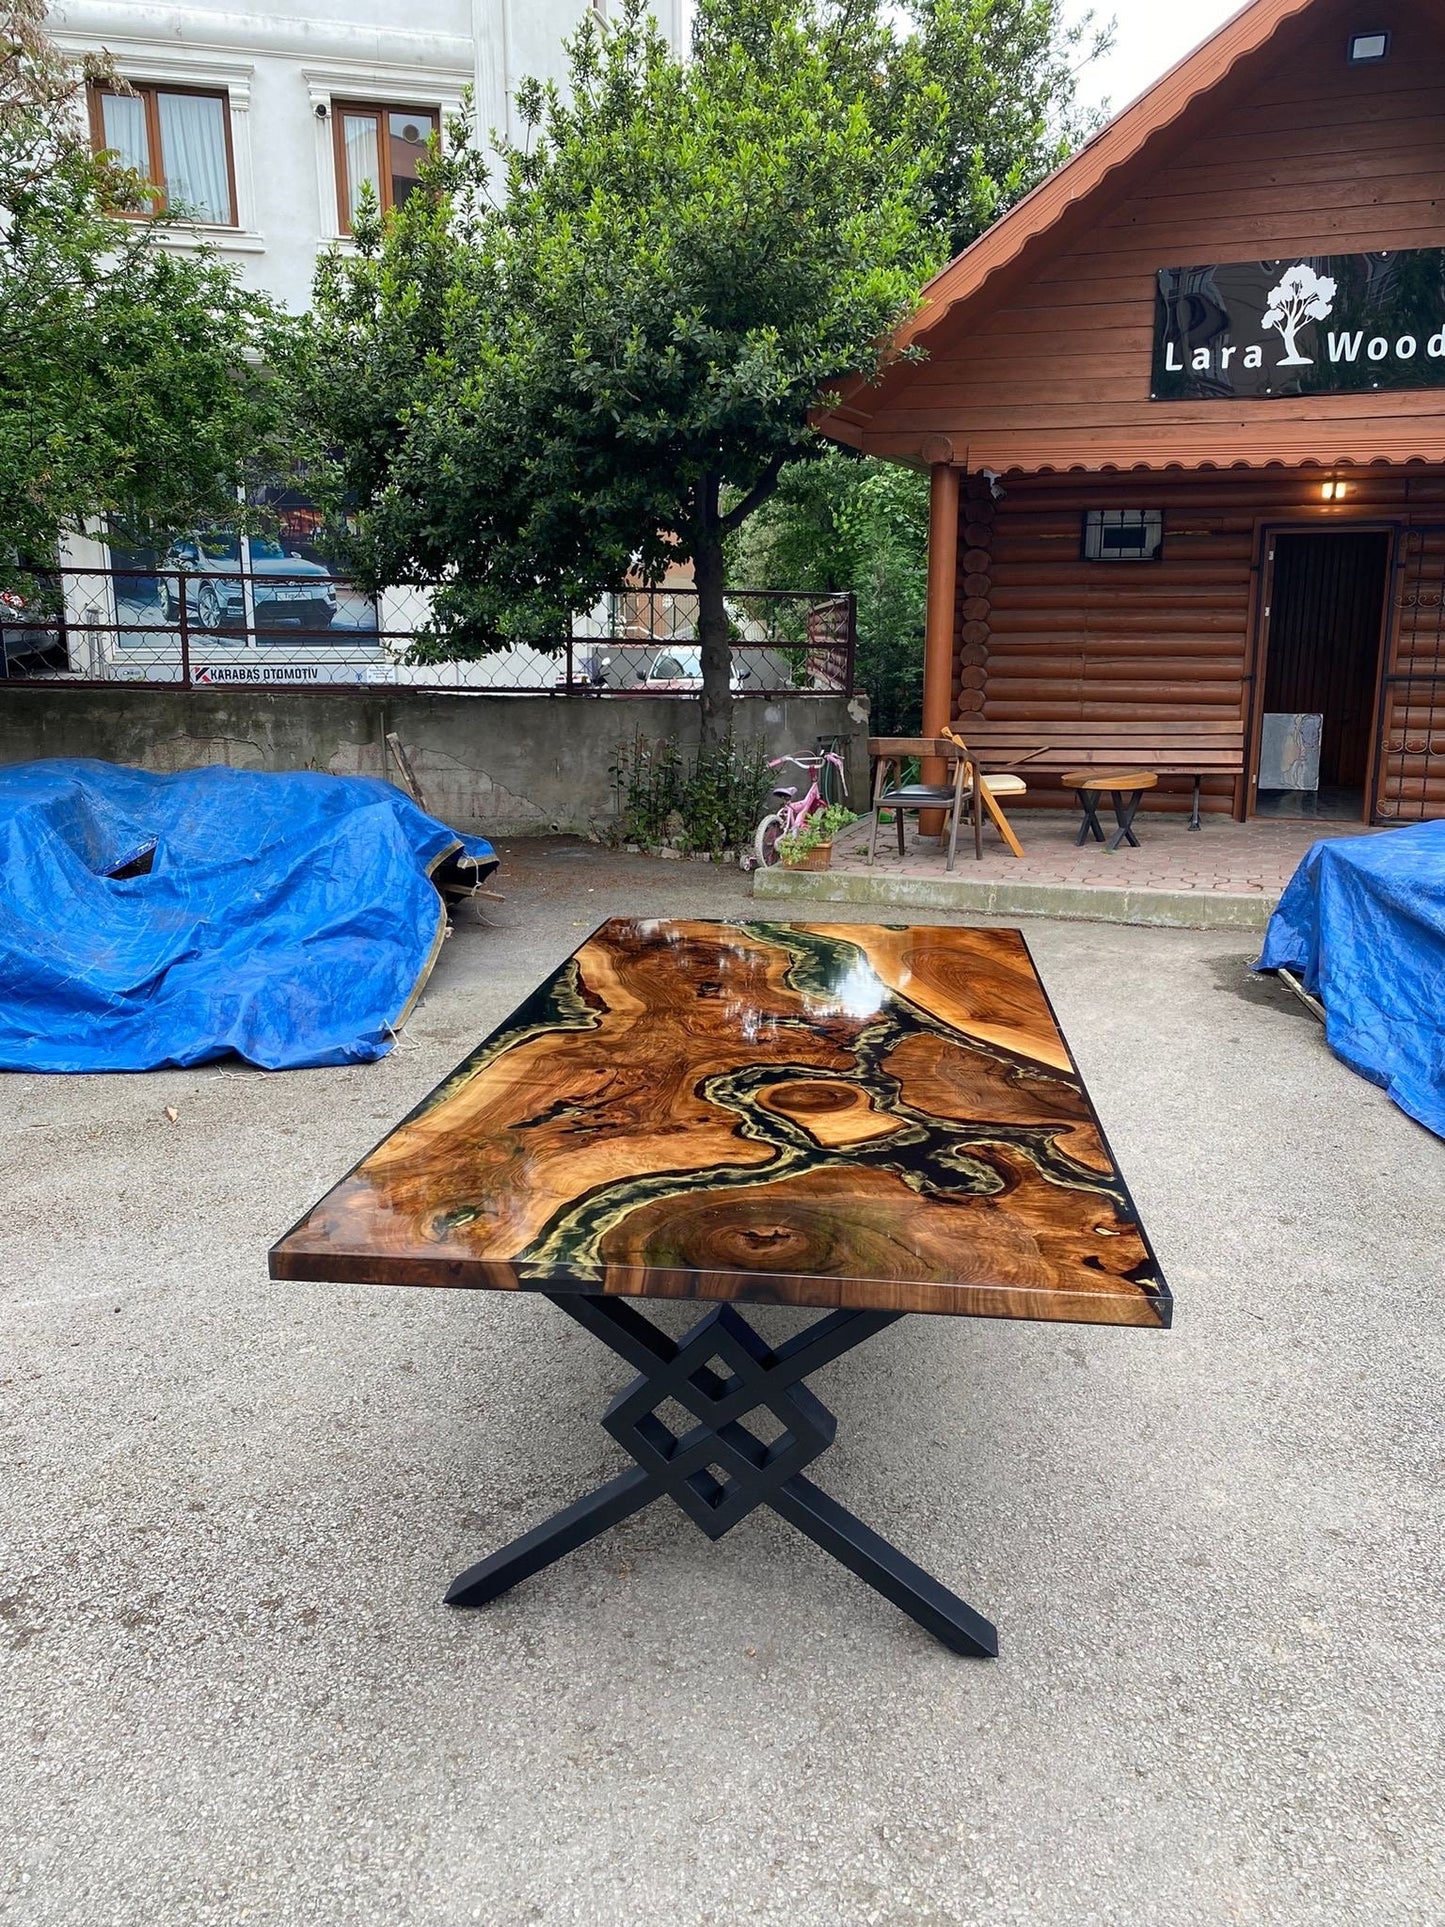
[771, 1474, 998, 1657]
[445, 1464, 654, 1607]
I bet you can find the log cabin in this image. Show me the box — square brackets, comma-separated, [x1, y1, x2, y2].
[816, 0, 1445, 824]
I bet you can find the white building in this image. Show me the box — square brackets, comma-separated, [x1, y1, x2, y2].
[51, 0, 690, 311]
[37, 0, 692, 688]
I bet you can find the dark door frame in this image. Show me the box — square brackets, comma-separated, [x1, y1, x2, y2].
[1244, 519, 1398, 823]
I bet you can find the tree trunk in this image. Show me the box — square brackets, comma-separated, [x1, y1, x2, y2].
[693, 522, 731, 747]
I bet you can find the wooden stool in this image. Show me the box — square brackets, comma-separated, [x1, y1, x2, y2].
[1060, 770, 1158, 852]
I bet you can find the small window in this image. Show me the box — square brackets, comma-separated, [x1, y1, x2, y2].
[333, 102, 440, 232]
[90, 83, 236, 225]
[1082, 509, 1164, 563]
[1348, 30, 1390, 62]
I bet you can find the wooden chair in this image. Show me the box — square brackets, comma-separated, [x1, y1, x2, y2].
[865, 735, 1027, 870]
[866, 737, 972, 872]
[942, 728, 1028, 859]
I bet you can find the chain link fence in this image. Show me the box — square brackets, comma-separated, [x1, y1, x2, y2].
[1, 569, 855, 698]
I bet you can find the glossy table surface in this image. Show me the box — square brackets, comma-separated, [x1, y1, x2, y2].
[270, 920, 1170, 1328]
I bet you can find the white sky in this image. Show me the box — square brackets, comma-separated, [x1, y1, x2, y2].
[1068, 0, 1251, 116]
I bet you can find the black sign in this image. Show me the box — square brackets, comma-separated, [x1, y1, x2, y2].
[1152, 250, 1445, 400]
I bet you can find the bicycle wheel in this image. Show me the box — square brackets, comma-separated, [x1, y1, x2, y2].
[753, 811, 787, 868]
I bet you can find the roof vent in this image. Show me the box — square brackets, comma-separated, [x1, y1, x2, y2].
[1348, 30, 1390, 61]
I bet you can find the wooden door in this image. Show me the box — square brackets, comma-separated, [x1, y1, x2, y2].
[1375, 528, 1445, 822]
[1262, 533, 1390, 798]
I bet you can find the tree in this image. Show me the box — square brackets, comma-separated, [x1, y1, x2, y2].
[725, 0, 1107, 727]
[885, 0, 1110, 258]
[290, 0, 942, 741]
[0, 0, 285, 602]
[1264, 262, 1337, 367]
[728, 447, 929, 734]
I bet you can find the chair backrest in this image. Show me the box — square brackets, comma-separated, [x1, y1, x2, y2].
[867, 737, 957, 760]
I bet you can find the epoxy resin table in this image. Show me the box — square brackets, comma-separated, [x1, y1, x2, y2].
[270, 921, 1171, 1656]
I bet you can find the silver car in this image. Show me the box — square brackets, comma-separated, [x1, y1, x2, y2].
[160, 535, 338, 630]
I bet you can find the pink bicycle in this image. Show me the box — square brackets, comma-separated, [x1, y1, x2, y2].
[752, 749, 847, 868]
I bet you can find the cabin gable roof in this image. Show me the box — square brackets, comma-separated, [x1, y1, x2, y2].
[820, 0, 1445, 472]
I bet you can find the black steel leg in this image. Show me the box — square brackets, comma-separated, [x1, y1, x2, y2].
[446, 1466, 654, 1605]
[1106, 790, 1144, 852]
[772, 1476, 998, 1657]
[447, 1295, 998, 1658]
[1074, 789, 1105, 845]
[1188, 776, 1203, 832]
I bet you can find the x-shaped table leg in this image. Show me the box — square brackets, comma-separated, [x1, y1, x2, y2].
[1073, 789, 1106, 845]
[446, 1294, 998, 1658]
[1106, 790, 1144, 852]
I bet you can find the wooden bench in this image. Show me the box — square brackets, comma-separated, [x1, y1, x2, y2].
[954, 720, 1247, 831]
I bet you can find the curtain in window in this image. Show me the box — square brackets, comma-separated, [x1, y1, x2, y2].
[157, 92, 232, 224]
[100, 92, 149, 175]
[342, 114, 380, 225]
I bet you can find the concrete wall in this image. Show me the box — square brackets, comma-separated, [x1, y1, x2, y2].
[0, 686, 870, 837]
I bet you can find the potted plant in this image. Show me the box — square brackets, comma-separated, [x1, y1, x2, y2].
[776, 804, 857, 871]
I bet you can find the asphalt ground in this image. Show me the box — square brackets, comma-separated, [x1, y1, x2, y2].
[2, 839, 1441, 1926]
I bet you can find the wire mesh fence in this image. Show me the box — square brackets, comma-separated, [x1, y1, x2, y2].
[1, 569, 855, 698]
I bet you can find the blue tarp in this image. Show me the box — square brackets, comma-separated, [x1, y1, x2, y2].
[1258, 821, 1445, 1139]
[0, 759, 496, 1072]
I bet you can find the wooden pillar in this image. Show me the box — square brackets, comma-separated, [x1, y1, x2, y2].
[920, 456, 960, 832]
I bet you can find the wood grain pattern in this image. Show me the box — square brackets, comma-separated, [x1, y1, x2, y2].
[270, 921, 1170, 1329]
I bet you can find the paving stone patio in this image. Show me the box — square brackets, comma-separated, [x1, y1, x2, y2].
[757, 809, 1381, 928]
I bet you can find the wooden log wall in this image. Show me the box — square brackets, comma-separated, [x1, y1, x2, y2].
[1380, 522, 1445, 820]
[952, 465, 1445, 820]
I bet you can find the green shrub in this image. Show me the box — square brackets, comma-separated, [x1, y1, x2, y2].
[776, 803, 856, 863]
[611, 732, 773, 856]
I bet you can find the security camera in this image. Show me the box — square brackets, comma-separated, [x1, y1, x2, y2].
[981, 467, 1004, 500]
[314, 100, 329, 119]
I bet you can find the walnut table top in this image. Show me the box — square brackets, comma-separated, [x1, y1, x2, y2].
[271, 919, 1169, 1331]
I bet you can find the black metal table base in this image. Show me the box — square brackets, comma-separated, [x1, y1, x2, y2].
[1073, 787, 1146, 853]
[445, 1294, 998, 1658]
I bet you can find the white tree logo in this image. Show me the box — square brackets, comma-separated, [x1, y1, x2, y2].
[1262, 262, 1338, 366]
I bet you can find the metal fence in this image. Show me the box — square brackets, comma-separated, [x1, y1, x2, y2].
[0, 569, 855, 697]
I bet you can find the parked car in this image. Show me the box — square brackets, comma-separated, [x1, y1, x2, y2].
[159, 535, 338, 630]
[0, 587, 68, 676]
[639, 646, 754, 692]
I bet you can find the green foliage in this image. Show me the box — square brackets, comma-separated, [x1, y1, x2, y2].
[886, 0, 1111, 258]
[725, 1, 1105, 731]
[0, 0, 286, 596]
[777, 802, 856, 861]
[729, 448, 929, 734]
[285, 0, 942, 737]
[611, 729, 772, 855]
[282, 0, 1103, 735]
[611, 731, 685, 847]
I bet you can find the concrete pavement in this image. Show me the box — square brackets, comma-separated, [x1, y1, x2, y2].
[2, 840, 1441, 1926]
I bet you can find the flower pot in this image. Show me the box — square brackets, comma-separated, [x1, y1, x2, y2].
[781, 840, 833, 872]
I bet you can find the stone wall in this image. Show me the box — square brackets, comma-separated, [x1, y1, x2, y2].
[0, 685, 871, 837]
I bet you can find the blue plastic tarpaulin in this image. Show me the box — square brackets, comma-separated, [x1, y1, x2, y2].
[0, 759, 496, 1072]
[1257, 821, 1445, 1139]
